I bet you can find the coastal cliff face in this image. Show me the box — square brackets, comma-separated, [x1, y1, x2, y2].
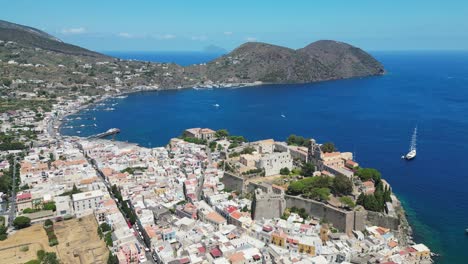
[0, 19, 384, 96]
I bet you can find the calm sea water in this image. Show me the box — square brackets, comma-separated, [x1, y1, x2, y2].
[62, 51, 468, 263]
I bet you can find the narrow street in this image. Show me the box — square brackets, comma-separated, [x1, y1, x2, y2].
[80, 143, 154, 263]
[8, 155, 18, 227]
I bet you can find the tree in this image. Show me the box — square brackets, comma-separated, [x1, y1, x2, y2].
[44, 219, 53, 227]
[287, 181, 306, 195]
[104, 232, 113, 247]
[339, 196, 355, 209]
[356, 168, 381, 182]
[240, 146, 255, 154]
[13, 216, 31, 229]
[209, 141, 217, 151]
[108, 251, 119, 264]
[42, 252, 59, 264]
[97, 226, 103, 239]
[301, 162, 315, 177]
[332, 175, 353, 196]
[1, 78, 12, 87]
[24, 260, 40, 264]
[241, 205, 249, 212]
[307, 188, 330, 201]
[321, 142, 336, 153]
[37, 250, 46, 261]
[100, 222, 111, 232]
[286, 134, 310, 147]
[43, 201, 56, 212]
[228, 135, 246, 143]
[357, 193, 365, 205]
[362, 194, 380, 212]
[280, 167, 290, 175]
[0, 225, 7, 240]
[215, 129, 229, 138]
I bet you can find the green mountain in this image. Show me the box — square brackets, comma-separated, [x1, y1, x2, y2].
[0, 19, 384, 97]
[203, 41, 384, 83]
[0, 20, 105, 58]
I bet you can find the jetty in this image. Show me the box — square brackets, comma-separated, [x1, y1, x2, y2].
[87, 128, 120, 139]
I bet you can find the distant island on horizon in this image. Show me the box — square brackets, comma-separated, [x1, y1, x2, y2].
[0, 19, 384, 97]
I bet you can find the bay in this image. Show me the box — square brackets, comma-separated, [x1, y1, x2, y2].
[62, 51, 468, 263]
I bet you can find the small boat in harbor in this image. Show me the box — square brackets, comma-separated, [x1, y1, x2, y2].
[281, 114, 286, 118]
[213, 103, 220, 107]
[103, 107, 115, 111]
[402, 126, 417, 160]
[116, 95, 127, 99]
[465, 228, 468, 234]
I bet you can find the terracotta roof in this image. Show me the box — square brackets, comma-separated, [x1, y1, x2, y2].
[179, 257, 190, 264]
[230, 211, 242, 220]
[227, 233, 237, 240]
[229, 252, 245, 263]
[200, 128, 215, 134]
[17, 192, 32, 201]
[225, 205, 237, 214]
[210, 247, 222, 258]
[198, 246, 206, 253]
[101, 167, 114, 177]
[346, 160, 358, 166]
[206, 211, 226, 224]
[388, 240, 398, 248]
[322, 152, 341, 158]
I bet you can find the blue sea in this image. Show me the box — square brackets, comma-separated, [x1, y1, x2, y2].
[62, 51, 468, 263]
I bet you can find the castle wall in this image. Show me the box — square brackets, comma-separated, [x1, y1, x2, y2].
[366, 211, 400, 230]
[221, 172, 244, 193]
[285, 195, 357, 233]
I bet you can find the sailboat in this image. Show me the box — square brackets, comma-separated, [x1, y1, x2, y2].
[402, 127, 417, 160]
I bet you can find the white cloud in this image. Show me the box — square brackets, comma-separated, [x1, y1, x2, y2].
[191, 35, 207, 41]
[246, 37, 257, 42]
[155, 34, 176, 40]
[61, 27, 86, 34]
[118, 32, 133, 38]
[224, 31, 233, 36]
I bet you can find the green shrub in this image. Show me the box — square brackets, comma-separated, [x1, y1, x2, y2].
[44, 219, 53, 227]
[280, 167, 290, 175]
[37, 250, 45, 261]
[20, 245, 29, 252]
[13, 216, 31, 229]
[24, 260, 40, 264]
[49, 238, 59, 246]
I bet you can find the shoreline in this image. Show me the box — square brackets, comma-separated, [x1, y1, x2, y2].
[55, 85, 422, 258]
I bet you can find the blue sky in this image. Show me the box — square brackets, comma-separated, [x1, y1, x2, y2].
[2, 0, 467, 51]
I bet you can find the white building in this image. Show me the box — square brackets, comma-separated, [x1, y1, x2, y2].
[72, 189, 105, 217]
[256, 152, 293, 176]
